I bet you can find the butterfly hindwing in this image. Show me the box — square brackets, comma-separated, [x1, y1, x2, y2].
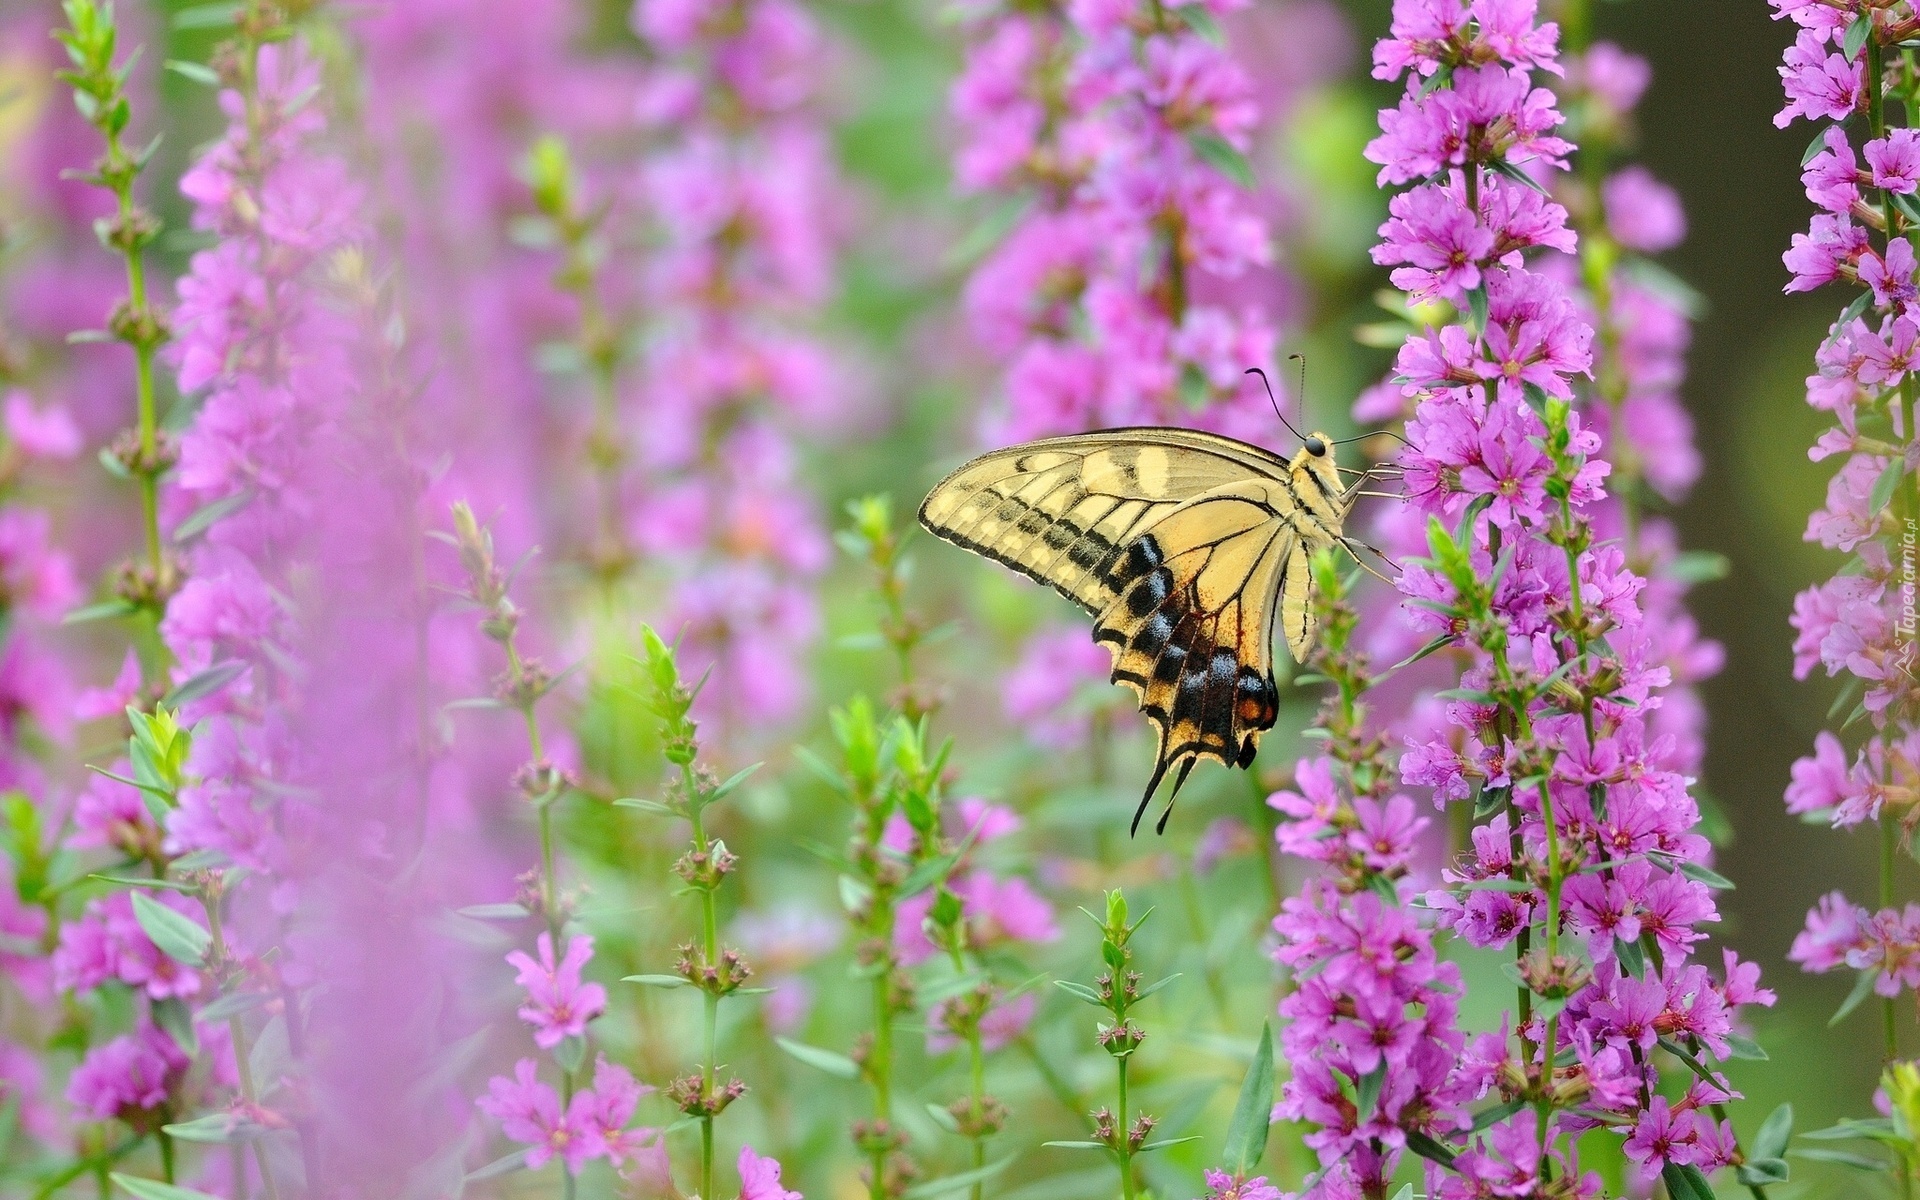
[1094, 481, 1294, 832]
[919, 426, 1353, 833]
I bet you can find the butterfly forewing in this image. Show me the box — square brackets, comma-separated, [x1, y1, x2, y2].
[919, 427, 1352, 832]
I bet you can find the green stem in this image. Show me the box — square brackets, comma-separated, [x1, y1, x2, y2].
[1886, 814, 1902, 1065]
[203, 894, 280, 1200]
[157, 1130, 174, 1185]
[689, 764, 721, 1200]
[1116, 1056, 1135, 1200]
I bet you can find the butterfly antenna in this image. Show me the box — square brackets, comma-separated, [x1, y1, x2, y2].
[1155, 757, 1199, 835]
[1245, 367, 1308, 445]
[1332, 429, 1411, 448]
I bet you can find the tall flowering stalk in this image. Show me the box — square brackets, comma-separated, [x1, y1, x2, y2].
[951, 0, 1281, 442]
[55, 0, 171, 623]
[629, 625, 761, 1200]
[522, 135, 638, 586]
[1772, 0, 1920, 1184]
[1050, 890, 1187, 1200]
[628, 0, 845, 740]
[1262, 3, 1778, 1196]
[457, 504, 657, 1189]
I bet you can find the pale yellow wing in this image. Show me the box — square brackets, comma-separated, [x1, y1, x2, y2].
[917, 428, 1291, 616]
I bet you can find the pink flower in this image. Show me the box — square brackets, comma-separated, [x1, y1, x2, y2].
[66, 1024, 188, 1121]
[1602, 166, 1685, 253]
[1867, 129, 1920, 194]
[2, 392, 79, 459]
[738, 1146, 802, 1200]
[477, 1059, 607, 1174]
[507, 933, 609, 1048]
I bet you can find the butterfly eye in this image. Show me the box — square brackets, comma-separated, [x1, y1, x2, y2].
[1304, 437, 1327, 457]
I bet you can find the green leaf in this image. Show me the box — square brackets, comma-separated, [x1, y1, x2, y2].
[1418, 63, 1453, 99]
[1171, 4, 1222, 45]
[1676, 861, 1735, 891]
[1616, 934, 1647, 979]
[1869, 458, 1905, 516]
[88, 873, 198, 893]
[1356, 1063, 1385, 1122]
[1845, 12, 1872, 61]
[1790, 1147, 1888, 1170]
[455, 903, 530, 921]
[1736, 1157, 1790, 1186]
[612, 797, 675, 815]
[899, 1155, 1016, 1200]
[709, 762, 762, 802]
[1488, 156, 1551, 197]
[1891, 191, 1920, 229]
[113, 1175, 223, 1200]
[1404, 1131, 1456, 1168]
[1134, 973, 1181, 1002]
[462, 1150, 528, 1182]
[131, 891, 210, 967]
[1667, 550, 1730, 585]
[1472, 1098, 1526, 1131]
[1137, 1136, 1201, 1153]
[1831, 968, 1880, 1027]
[170, 3, 239, 28]
[622, 974, 690, 989]
[1222, 1022, 1274, 1176]
[172, 489, 252, 543]
[1390, 1187, 1414, 1200]
[1837, 289, 1874, 331]
[161, 1113, 256, 1144]
[151, 996, 198, 1057]
[1040, 1141, 1109, 1151]
[1753, 1102, 1794, 1161]
[63, 599, 136, 626]
[925, 1103, 961, 1134]
[1724, 1033, 1769, 1061]
[1386, 634, 1454, 673]
[195, 990, 270, 1023]
[941, 197, 1031, 270]
[162, 661, 248, 707]
[1660, 1161, 1717, 1200]
[1804, 125, 1835, 166]
[163, 59, 220, 86]
[1186, 132, 1255, 189]
[1053, 979, 1105, 1006]
[1465, 878, 1536, 894]
[775, 1037, 860, 1079]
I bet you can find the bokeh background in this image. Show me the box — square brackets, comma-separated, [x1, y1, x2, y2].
[0, 0, 1898, 1196]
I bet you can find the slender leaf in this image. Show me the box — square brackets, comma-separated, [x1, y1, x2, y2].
[1186, 133, 1254, 189]
[775, 1037, 860, 1078]
[1869, 458, 1905, 516]
[195, 990, 270, 1023]
[1404, 1131, 1456, 1168]
[89, 873, 198, 893]
[1832, 968, 1880, 1027]
[1222, 1022, 1274, 1176]
[161, 1113, 257, 1144]
[1752, 1103, 1794, 1161]
[1735, 1157, 1790, 1186]
[1724, 1033, 1769, 1061]
[163, 59, 220, 86]
[622, 974, 690, 988]
[1677, 861, 1735, 891]
[455, 903, 531, 921]
[1137, 1136, 1201, 1153]
[900, 1155, 1017, 1200]
[1054, 979, 1105, 1006]
[162, 661, 248, 707]
[112, 1175, 222, 1200]
[463, 1150, 528, 1182]
[1660, 1161, 1717, 1200]
[131, 891, 210, 967]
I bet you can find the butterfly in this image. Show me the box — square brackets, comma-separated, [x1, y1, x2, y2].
[919, 370, 1383, 836]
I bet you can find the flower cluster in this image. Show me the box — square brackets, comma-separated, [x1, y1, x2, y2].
[1264, 3, 1775, 1196]
[953, 0, 1287, 446]
[1771, 0, 1920, 1116]
[628, 0, 846, 736]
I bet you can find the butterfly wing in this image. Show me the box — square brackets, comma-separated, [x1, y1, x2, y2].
[920, 428, 1345, 834]
[1092, 480, 1313, 833]
[917, 429, 1289, 615]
